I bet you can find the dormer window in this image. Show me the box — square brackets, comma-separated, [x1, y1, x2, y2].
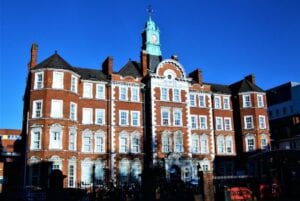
[167, 74, 172, 79]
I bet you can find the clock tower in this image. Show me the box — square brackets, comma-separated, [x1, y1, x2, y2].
[142, 16, 162, 56]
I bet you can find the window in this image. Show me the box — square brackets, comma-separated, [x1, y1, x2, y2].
[200, 135, 209, 153]
[70, 102, 77, 121]
[32, 100, 43, 118]
[52, 71, 64, 89]
[260, 135, 268, 150]
[224, 118, 231, 131]
[243, 94, 251, 108]
[131, 134, 140, 153]
[161, 109, 170, 126]
[95, 109, 105, 125]
[131, 87, 139, 102]
[217, 135, 225, 153]
[82, 130, 92, 152]
[191, 115, 198, 129]
[51, 99, 63, 118]
[131, 111, 140, 126]
[216, 117, 223, 130]
[69, 129, 76, 151]
[244, 116, 254, 129]
[119, 110, 128, 126]
[71, 75, 78, 93]
[96, 84, 105, 99]
[50, 156, 62, 170]
[223, 97, 230, 109]
[257, 95, 264, 107]
[259, 115, 266, 129]
[245, 135, 255, 152]
[173, 110, 182, 126]
[83, 82, 93, 98]
[119, 159, 130, 183]
[191, 135, 199, 153]
[94, 160, 104, 183]
[174, 132, 183, 152]
[82, 108, 93, 124]
[214, 96, 221, 109]
[49, 124, 62, 149]
[161, 88, 168, 101]
[190, 94, 196, 106]
[68, 160, 76, 187]
[119, 132, 129, 153]
[120, 87, 127, 100]
[31, 128, 41, 150]
[95, 132, 105, 153]
[199, 116, 207, 129]
[173, 89, 180, 102]
[131, 161, 141, 182]
[162, 132, 172, 153]
[34, 72, 44, 89]
[81, 159, 92, 185]
[199, 94, 206, 107]
[225, 136, 233, 153]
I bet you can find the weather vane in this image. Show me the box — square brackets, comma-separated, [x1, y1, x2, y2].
[147, 5, 153, 17]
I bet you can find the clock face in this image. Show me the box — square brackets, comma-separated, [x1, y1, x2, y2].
[150, 34, 158, 44]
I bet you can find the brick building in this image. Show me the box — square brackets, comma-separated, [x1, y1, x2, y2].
[22, 16, 270, 200]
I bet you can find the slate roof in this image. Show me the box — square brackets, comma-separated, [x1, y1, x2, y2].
[118, 60, 141, 77]
[209, 83, 232, 94]
[72, 67, 107, 81]
[33, 52, 73, 71]
[230, 79, 264, 93]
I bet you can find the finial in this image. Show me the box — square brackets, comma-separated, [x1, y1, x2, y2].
[147, 5, 153, 19]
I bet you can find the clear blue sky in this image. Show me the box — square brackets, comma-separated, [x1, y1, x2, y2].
[1, 0, 299, 129]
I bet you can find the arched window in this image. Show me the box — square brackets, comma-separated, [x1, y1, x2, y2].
[69, 126, 77, 151]
[49, 155, 62, 170]
[260, 134, 268, 150]
[174, 131, 183, 153]
[95, 130, 105, 153]
[49, 124, 63, 149]
[245, 134, 256, 152]
[30, 126, 42, 150]
[225, 136, 233, 153]
[68, 157, 76, 188]
[191, 134, 200, 154]
[201, 158, 210, 171]
[81, 158, 92, 186]
[119, 159, 130, 183]
[200, 134, 209, 153]
[162, 131, 172, 153]
[95, 159, 104, 184]
[131, 159, 141, 183]
[119, 131, 129, 153]
[29, 156, 41, 186]
[217, 135, 225, 154]
[131, 132, 140, 153]
[82, 129, 92, 152]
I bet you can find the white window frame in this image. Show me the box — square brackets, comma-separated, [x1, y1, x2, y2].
[83, 82, 93, 98]
[245, 134, 256, 152]
[70, 75, 78, 93]
[49, 124, 63, 150]
[225, 136, 233, 153]
[191, 115, 198, 129]
[191, 135, 200, 154]
[131, 87, 139, 102]
[95, 131, 105, 153]
[131, 111, 140, 126]
[34, 72, 44, 89]
[243, 94, 252, 108]
[173, 89, 180, 102]
[216, 117, 223, 130]
[161, 88, 169, 101]
[162, 132, 172, 153]
[224, 117, 232, 131]
[190, 94, 196, 106]
[200, 134, 209, 154]
[174, 132, 183, 153]
[119, 132, 129, 153]
[32, 100, 43, 118]
[68, 159, 76, 188]
[161, 108, 170, 126]
[131, 134, 140, 153]
[119, 87, 128, 101]
[81, 159, 92, 185]
[259, 115, 266, 129]
[82, 108, 93, 124]
[173, 109, 182, 126]
[199, 94, 206, 107]
[70, 102, 77, 121]
[51, 99, 63, 118]
[223, 97, 230, 110]
[199, 115, 207, 130]
[244, 115, 254, 129]
[257, 95, 264, 108]
[68, 128, 77, 151]
[52, 71, 64, 89]
[260, 134, 268, 150]
[214, 96, 221, 109]
[96, 84, 105, 99]
[217, 135, 225, 154]
[119, 110, 129, 126]
[95, 109, 105, 125]
[30, 127, 42, 150]
[82, 130, 92, 153]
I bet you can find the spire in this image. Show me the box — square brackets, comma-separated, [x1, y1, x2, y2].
[147, 5, 153, 20]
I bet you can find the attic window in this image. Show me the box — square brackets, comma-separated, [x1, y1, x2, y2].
[167, 74, 172, 79]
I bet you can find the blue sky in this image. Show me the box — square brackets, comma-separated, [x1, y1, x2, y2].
[1, 0, 299, 129]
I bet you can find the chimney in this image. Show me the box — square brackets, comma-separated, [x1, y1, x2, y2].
[171, 55, 178, 61]
[141, 50, 148, 77]
[245, 74, 256, 85]
[102, 56, 113, 76]
[28, 43, 38, 70]
[189, 68, 203, 85]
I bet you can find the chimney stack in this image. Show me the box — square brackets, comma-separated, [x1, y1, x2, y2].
[141, 50, 148, 76]
[102, 56, 113, 76]
[189, 68, 203, 85]
[28, 43, 38, 70]
[245, 74, 256, 85]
